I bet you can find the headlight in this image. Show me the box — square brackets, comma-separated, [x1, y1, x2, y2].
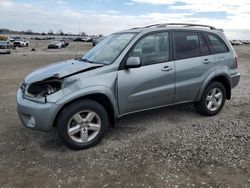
[25, 79, 62, 98]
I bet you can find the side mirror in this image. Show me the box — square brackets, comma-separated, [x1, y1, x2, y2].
[126, 57, 141, 68]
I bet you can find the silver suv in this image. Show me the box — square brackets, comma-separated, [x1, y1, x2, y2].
[17, 23, 240, 150]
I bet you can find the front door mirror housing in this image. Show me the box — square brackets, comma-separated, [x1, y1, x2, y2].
[126, 57, 141, 68]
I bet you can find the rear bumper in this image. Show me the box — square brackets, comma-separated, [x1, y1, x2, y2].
[16, 89, 61, 131]
[231, 72, 240, 88]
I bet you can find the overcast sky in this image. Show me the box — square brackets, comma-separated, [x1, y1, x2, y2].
[1, 0, 250, 38]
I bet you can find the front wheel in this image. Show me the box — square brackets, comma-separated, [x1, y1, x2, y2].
[196, 82, 226, 116]
[57, 100, 109, 150]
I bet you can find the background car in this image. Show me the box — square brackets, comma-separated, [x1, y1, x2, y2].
[243, 40, 250, 44]
[60, 40, 66, 47]
[0, 41, 11, 54]
[230, 40, 242, 45]
[92, 37, 104, 46]
[73, 37, 85, 42]
[13, 39, 29, 47]
[73, 36, 92, 42]
[48, 41, 63, 49]
[61, 39, 69, 46]
[83, 36, 92, 42]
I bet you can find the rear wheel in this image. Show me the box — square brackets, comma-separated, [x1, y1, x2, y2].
[57, 100, 109, 150]
[196, 82, 226, 116]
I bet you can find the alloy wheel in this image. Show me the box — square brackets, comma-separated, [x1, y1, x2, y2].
[206, 88, 223, 111]
[67, 110, 101, 143]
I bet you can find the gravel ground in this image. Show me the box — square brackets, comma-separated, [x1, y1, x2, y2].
[0, 41, 249, 188]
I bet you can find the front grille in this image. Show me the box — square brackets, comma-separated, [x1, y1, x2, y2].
[20, 82, 27, 94]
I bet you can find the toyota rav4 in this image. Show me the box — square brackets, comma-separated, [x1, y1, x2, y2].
[17, 23, 240, 150]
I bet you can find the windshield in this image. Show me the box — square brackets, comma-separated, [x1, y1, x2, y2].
[82, 33, 135, 65]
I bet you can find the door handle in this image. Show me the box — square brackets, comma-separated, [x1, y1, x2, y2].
[203, 59, 212, 64]
[161, 66, 173, 71]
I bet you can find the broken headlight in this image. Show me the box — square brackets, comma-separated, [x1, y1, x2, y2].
[25, 80, 62, 98]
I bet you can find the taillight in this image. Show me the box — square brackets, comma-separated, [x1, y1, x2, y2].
[235, 54, 239, 68]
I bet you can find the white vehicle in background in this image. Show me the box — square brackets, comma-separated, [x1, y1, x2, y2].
[83, 36, 92, 42]
[238, 40, 244, 45]
[48, 41, 64, 49]
[7, 37, 15, 43]
[243, 40, 250, 44]
[13, 39, 29, 47]
[231, 40, 242, 45]
[73, 36, 92, 42]
[0, 41, 11, 54]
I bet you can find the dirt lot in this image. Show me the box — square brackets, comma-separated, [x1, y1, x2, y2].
[0, 41, 249, 188]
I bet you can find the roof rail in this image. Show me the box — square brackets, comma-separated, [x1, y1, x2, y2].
[158, 23, 216, 30]
[130, 23, 217, 30]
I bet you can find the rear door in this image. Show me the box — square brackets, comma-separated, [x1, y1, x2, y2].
[118, 31, 175, 115]
[173, 30, 215, 103]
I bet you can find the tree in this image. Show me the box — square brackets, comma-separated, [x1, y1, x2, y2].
[48, 30, 54, 35]
[26, 29, 33, 34]
[58, 30, 64, 35]
[81, 32, 87, 36]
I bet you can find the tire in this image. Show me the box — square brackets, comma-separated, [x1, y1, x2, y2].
[196, 82, 226, 116]
[57, 99, 109, 150]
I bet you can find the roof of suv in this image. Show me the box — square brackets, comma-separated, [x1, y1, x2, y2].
[118, 23, 223, 34]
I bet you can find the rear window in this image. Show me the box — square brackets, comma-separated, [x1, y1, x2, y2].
[173, 31, 200, 60]
[205, 33, 229, 54]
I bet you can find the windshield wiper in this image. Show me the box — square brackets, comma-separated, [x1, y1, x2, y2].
[74, 57, 94, 64]
[81, 58, 106, 65]
[81, 58, 95, 64]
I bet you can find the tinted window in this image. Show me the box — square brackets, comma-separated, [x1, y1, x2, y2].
[206, 33, 229, 54]
[199, 33, 210, 56]
[173, 31, 200, 60]
[128, 32, 169, 66]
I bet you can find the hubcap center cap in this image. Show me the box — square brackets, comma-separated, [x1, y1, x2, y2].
[80, 120, 90, 128]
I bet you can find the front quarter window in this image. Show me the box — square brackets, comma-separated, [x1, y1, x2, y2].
[83, 33, 135, 65]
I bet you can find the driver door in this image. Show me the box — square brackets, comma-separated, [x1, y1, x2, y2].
[117, 32, 175, 115]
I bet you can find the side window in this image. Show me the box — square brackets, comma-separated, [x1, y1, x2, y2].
[199, 33, 210, 56]
[206, 33, 229, 54]
[128, 32, 169, 66]
[173, 31, 200, 60]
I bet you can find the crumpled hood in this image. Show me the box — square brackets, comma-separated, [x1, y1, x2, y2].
[24, 59, 102, 84]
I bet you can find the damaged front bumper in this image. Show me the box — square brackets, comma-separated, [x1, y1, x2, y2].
[16, 89, 61, 131]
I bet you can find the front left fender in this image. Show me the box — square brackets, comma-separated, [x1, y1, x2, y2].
[55, 85, 119, 117]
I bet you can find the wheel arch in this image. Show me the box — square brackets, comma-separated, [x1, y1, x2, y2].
[196, 73, 232, 101]
[53, 89, 119, 128]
